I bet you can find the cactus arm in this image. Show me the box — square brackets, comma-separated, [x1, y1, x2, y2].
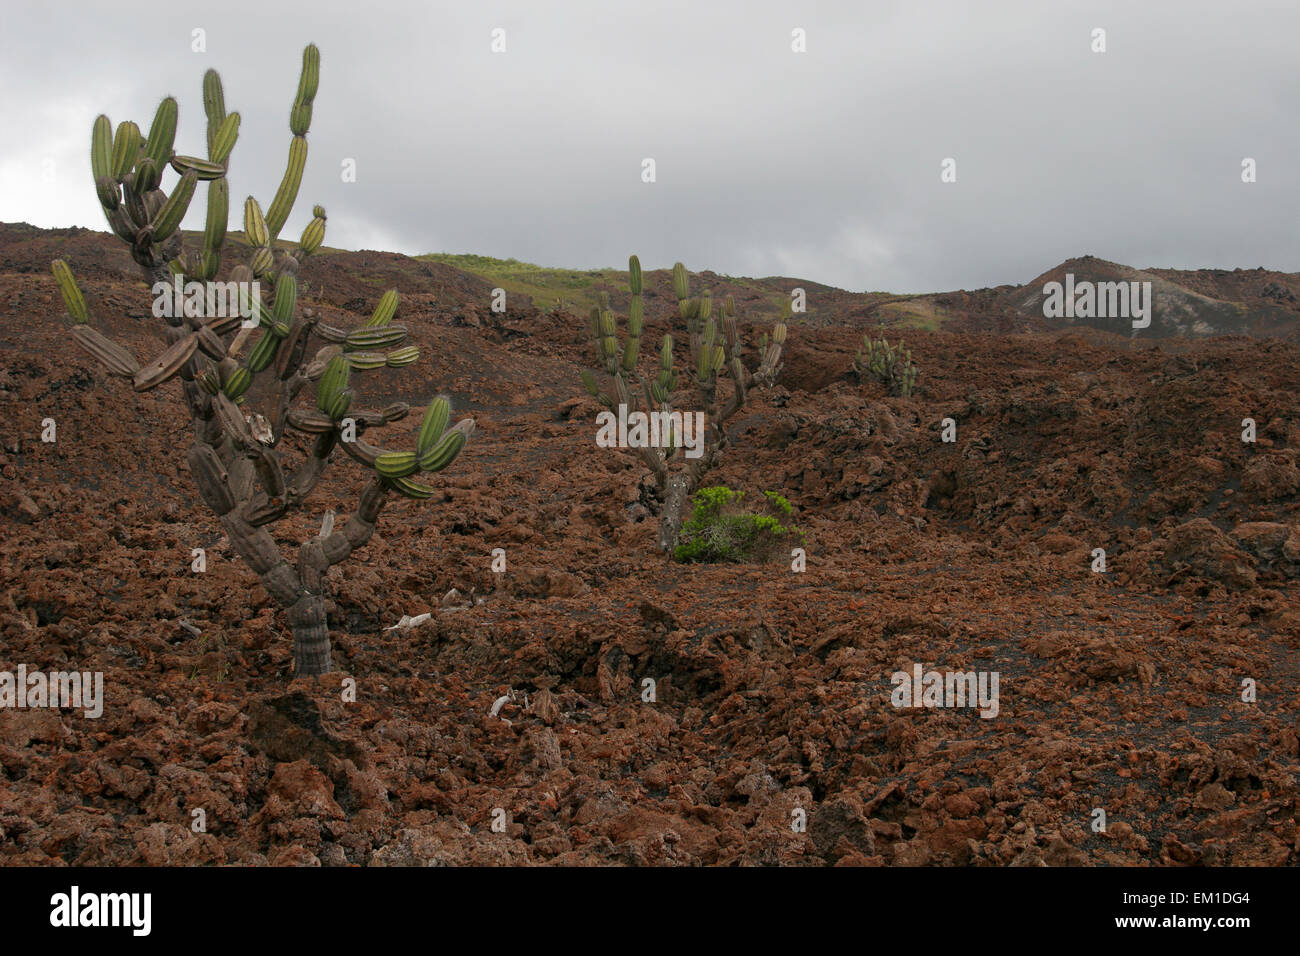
[580, 286, 666, 485]
[297, 211, 327, 260]
[132, 329, 200, 391]
[271, 367, 313, 440]
[265, 136, 307, 241]
[181, 378, 221, 448]
[51, 259, 90, 323]
[186, 442, 239, 515]
[289, 432, 335, 503]
[252, 444, 285, 499]
[69, 325, 140, 378]
[309, 476, 387, 574]
[716, 367, 747, 428]
[208, 391, 259, 452]
[275, 431, 336, 508]
[636, 441, 668, 486]
[220, 510, 291, 590]
[290, 477, 387, 674]
[278, 393, 408, 508]
[267, 311, 322, 443]
[142, 97, 179, 172]
[198, 175, 229, 280]
[338, 435, 388, 469]
[54, 260, 150, 379]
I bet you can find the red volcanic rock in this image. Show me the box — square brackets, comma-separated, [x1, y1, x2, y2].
[1, 223, 1297, 865]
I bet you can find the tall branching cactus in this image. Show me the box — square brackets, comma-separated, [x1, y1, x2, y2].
[49, 46, 473, 677]
[580, 257, 786, 551]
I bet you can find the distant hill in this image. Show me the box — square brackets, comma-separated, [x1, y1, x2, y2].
[424, 248, 1300, 341]
[2, 223, 1296, 340]
[1002, 255, 1300, 339]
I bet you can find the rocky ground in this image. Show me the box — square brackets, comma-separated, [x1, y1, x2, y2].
[1, 223, 1298, 866]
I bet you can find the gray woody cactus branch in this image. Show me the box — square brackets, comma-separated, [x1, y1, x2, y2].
[581, 257, 786, 551]
[49, 45, 474, 677]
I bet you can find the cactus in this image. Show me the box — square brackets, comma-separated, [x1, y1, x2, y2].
[578, 256, 787, 551]
[142, 97, 178, 172]
[49, 45, 472, 678]
[853, 326, 919, 397]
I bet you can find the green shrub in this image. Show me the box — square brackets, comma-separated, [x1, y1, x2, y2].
[672, 486, 803, 563]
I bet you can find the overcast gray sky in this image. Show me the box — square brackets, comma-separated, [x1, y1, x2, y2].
[3, 0, 1298, 292]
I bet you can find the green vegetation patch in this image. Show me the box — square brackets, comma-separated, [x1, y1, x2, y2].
[419, 252, 614, 314]
[673, 486, 803, 564]
[877, 298, 946, 331]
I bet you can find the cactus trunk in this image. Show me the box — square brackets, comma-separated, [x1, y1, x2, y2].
[288, 593, 331, 676]
[657, 473, 695, 552]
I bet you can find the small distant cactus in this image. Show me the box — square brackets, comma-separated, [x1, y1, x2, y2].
[854, 327, 918, 396]
[49, 46, 473, 677]
[579, 257, 786, 551]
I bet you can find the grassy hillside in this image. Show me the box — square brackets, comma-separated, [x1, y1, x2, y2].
[418, 253, 615, 315]
[418, 252, 824, 320]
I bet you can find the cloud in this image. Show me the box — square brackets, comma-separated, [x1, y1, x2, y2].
[2, 0, 1297, 293]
